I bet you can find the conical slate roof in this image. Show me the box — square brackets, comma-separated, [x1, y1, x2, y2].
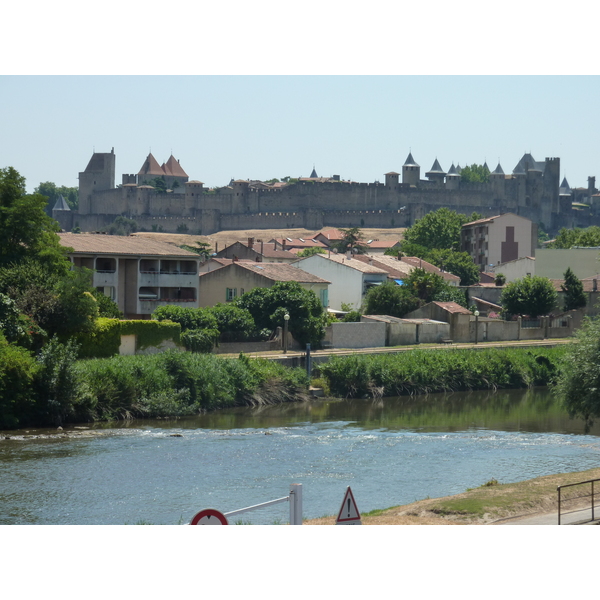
[492, 162, 505, 175]
[513, 153, 544, 174]
[446, 163, 460, 177]
[310, 167, 318, 178]
[559, 177, 571, 195]
[138, 153, 165, 177]
[426, 158, 445, 175]
[403, 152, 419, 167]
[53, 195, 71, 211]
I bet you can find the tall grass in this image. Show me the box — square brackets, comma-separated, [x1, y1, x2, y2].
[72, 351, 309, 422]
[318, 347, 566, 399]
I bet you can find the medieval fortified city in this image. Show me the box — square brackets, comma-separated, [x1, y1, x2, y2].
[52, 148, 598, 236]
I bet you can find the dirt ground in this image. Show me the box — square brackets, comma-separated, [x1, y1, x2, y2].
[303, 468, 600, 525]
[132, 227, 406, 252]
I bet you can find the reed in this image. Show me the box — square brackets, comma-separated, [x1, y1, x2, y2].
[318, 347, 566, 399]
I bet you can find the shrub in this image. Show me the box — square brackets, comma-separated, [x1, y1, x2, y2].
[181, 328, 219, 353]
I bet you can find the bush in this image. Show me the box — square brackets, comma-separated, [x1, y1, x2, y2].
[152, 306, 217, 332]
[181, 328, 219, 353]
[209, 304, 256, 342]
[76, 318, 122, 358]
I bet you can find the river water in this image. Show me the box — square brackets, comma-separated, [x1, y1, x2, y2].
[1, 387, 599, 525]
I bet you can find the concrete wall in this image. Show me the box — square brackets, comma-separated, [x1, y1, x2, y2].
[324, 322, 387, 349]
[536, 248, 600, 279]
[493, 257, 536, 282]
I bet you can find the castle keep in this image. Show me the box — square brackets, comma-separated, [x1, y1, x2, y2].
[53, 149, 573, 235]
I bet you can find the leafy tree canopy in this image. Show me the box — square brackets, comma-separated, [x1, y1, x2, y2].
[296, 247, 326, 258]
[548, 226, 600, 249]
[107, 216, 138, 236]
[426, 249, 481, 286]
[460, 163, 490, 183]
[500, 275, 557, 318]
[0, 167, 70, 272]
[561, 267, 587, 311]
[363, 282, 421, 318]
[554, 316, 600, 429]
[331, 228, 368, 254]
[234, 281, 325, 346]
[35, 181, 79, 211]
[180, 242, 213, 261]
[402, 208, 481, 252]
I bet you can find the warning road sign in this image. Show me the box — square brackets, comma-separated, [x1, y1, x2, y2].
[336, 486, 361, 525]
[190, 508, 229, 525]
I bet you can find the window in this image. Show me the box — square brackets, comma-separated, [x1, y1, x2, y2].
[226, 288, 237, 302]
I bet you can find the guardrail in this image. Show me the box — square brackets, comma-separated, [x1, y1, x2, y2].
[557, 478, 599, 525]
[224, 483, 303, 525]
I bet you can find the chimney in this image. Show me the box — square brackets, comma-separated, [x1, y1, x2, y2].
[282, 239, 286, 251]
[248, 237, 254, 250]
[346, 251, 352, 260]
[594, 278, 598, 293]
[261, 241, 264, 255]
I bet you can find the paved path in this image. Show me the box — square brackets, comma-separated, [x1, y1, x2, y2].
[492, 504, 600, 525]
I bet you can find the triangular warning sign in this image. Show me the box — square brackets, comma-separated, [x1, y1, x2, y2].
[336, 486, 362, 525]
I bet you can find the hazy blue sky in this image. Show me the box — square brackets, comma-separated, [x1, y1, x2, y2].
[2, 76, 600, 193]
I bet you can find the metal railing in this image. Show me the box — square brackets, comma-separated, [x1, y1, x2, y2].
[557, 478, 598, 525]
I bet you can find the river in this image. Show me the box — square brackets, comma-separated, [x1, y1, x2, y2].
[1, 387, 599, 525]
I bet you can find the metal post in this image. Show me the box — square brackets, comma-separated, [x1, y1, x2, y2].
[283, 313, 290, 354]
[289, 483, 303, 525]
[592, 481, 595, 523]
[474, 310, 479, 344]
[558, 486, 561, 525]
[306, 343, 311, 379]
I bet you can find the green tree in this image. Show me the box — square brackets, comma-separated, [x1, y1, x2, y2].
[460, 163, 490, 183]
[549, 226, 600, 249]
[0, 261, 98, 340]
[404, 268, 448, 303]
[35, 181, 79, 211]
[427, 249, 480, 286]
[107, 216, 138, 236]
[331, 228, 368, 254]
[180, 242, 213, 261]
[296, 247, 326, 258]
[402, 208, 480, 252]
[561, 267, 587, 311]
[235, 281, 325, 346]
[147, 176, 168, 193]
[554, 316, 600, 429]
[500, 275, 557, 318]
[363, 282, 421, 317]
[0, 167, 70, 271]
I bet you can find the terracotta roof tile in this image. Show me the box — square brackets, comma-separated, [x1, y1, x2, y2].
[59, 233, 199, 258]
[236, 262, 330, 283]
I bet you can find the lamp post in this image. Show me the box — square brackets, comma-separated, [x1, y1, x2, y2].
[474, 310, 480, 344]
[283, 313, 290, 354]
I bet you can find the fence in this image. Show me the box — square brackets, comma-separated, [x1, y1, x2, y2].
[557, 478, 599, 525]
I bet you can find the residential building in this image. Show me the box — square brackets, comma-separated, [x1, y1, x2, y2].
[354, 255, 460, 286]
[214, 238, 298, 263]
[197, 261, 330, 307]
[536, 248, 600, 280]
[59, 232, 200, 319]
[461, 213, 537, 271]
[292, 253, 388, 311]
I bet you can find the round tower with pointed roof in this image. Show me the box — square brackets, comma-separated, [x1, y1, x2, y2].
[402, 152, 420, 186]
[445, 163, 461, 190]
[426, 158, 446, 186]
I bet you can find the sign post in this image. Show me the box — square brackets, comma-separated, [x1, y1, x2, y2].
[336, 486, 362, 525]
[189, 508, 229, 525]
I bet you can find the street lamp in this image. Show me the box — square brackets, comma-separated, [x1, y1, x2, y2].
[474, 310, 480, 344]
[283, 313, 290, 354]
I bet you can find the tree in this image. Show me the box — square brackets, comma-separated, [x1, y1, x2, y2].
[363, 282, 421, 318]
[296, 247, 326, 258]
[561, 267, 587, 311]
[460, 163, 490, 183]
[402, 208, 480, 252]
[549, 226, 600, 249]
[427, 248, 480, 286]
[404, 268, 448, 303]
[107, 216, 138, 236]
[235, 281, 326, 346]
[0, 167, 70, 271]
[500, 275, 557, 318]
[180, 242, 213, 261]
[331, 228, 368, 254]
[35, 181, 79, 211]
[554, 316, 600, 429]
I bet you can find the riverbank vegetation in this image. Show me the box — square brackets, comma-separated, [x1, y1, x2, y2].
[0, 349, 309, 428]
[317, 346, 566, 398]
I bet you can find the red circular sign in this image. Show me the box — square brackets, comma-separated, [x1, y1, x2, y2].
[190, 508, 229, 525]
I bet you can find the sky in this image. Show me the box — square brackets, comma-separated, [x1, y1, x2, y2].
[2, 75, 600, 194]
